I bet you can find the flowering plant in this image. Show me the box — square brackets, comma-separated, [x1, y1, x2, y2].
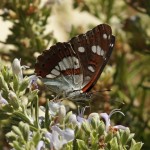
[0, 58, 143, 150]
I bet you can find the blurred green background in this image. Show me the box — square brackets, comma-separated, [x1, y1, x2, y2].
[0, 0, 149, 149]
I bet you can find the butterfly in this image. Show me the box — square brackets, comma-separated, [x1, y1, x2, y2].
[35, 24, 115, 100]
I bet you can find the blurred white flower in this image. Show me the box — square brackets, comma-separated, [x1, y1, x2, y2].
[36, 140, 45, 150]
[69, 114, 78, 125]
[48, 101, 62, 116]
[45, 126, 74, 150]
[12, 58, 23, 82]
[12, 58, 29, 82]
[100, 109, 127, 132]
[40, 101, 62, 116]
[45, 0, 100, 42]
[57, 105, 66, 122]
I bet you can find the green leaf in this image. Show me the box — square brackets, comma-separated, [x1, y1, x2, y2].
[127, 133, 135, 143]
[13, 141, 23, 150]
[105, 132, 113, 143]
[0, 74, 9, 92]
[64, 111, 73, 124]
[8, 91, 20, 109]
[6, 131, 17, 141]
[98, 121, 105, 135]
[0, 112, 10, 120]
[130, 139, 143, 150]
[110, 137, 119, 150]
[76, 139, 88, 150]
[18, 77, 29, 93]
[12, 126, 22, 136]
[13, 74, 19, 92]
[2, 66, 11, 82]
[120, 128, 130, 146]
[81, 121, 91, 136]
[27, 89, 38, 104]
[12, 111, 31, 124]
[32, 131, 41, 146]
[45, 99, 51, 129]
[19, 122, 30, 142]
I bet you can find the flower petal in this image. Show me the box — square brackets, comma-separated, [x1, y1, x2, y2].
[12, 58, 23, 82]
[100, 113, 111, 132]
[0, 91, 8, 105]
[113, 125, 128, 130]
[36, 141, 45, 150]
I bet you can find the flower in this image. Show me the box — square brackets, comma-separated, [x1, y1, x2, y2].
[57, 105, 66, 122]
[12, 58, 29, 82]
[12, 58, 23, 82]
[45, 126, 74, 150]
[36, 141, 45, 150]
[27, 75, 39, 89]
[100, 109, 127, 132]
[69, 107, 87, 126]
[40, 100, 63, 117]
[0, 91, 8, 105]
[48, 101, 62, 116]
[69, 106, 97, 126]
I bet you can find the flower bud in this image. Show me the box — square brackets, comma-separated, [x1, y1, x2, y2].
[8, 90, 19, 109]
[58, 105, 66, 122]
[12, 58, 23, 82]
[81, 121, 91, 136]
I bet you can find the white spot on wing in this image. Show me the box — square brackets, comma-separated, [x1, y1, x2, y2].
[78, 47, 85, 53]
[91, 45, 96, 53]
[73, 57, 80, 69]
[59, 61, 65, 70]
[46, 74, 56, 78]
[68, 56, 74, 69]
[103, 33, 107, 39]
[97, 46, 101, 55]
[100, 49, 104, 56]
[85, 76, 91, 81]
[51, 69, 60, 76]
[88, 65, 95, 72]
[55, 66, 59, 70]
[63, 58, 70, 69]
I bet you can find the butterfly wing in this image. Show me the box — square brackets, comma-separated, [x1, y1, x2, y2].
[69, 24, 115, 93]
[35, 42, 84, 95]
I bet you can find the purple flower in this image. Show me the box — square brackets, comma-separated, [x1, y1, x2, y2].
[69, 107, 87, 126]
[0, 91, 8, 105]
[100, 109, 127, 132]
[36, 141, 45, 150]
[45, 126, 74, 150]
[69, 107, 99, 126]
[27, 75, 39, 89]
